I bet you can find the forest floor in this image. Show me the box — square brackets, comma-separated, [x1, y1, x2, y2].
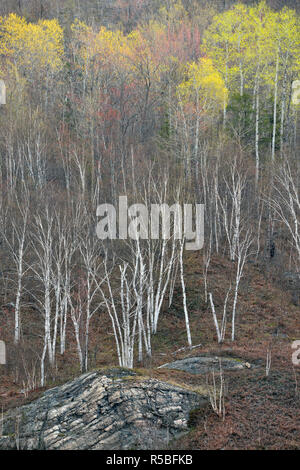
[0, 251, 299, 449]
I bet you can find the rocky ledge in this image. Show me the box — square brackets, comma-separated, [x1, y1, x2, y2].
[0, 368, 207, 450]
[159, 356, 251, 374]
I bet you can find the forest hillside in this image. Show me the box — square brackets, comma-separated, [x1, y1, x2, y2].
[0, 0, 299, 450]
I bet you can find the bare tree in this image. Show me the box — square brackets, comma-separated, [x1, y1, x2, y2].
[1, 195, 30, 344]
[269, 162, 300, 270]
[209, 287, 231, 344]
[218, 158, 246, 262]
[179, 238, 192, 348]
[29, 208, 56, 386]
[231, 230, 253, 341]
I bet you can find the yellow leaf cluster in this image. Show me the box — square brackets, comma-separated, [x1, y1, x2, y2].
[203, 1, 300, 91]
[177, 57, 228, 111]
[72, 22, 161, 83]
[0, 13, 63, 72]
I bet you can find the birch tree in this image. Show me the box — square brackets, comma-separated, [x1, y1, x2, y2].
[217, 157, 246, 261]
[100, 258, 137, 369]
[30, 208, 55, 386]
[78, 233, 106, 372]
[231, 230, 253, 341]
[1, 197, 30, 344]
[269, 162, 300, 269]
[209, 288, 230, 344]
[179, 238, 192, 348]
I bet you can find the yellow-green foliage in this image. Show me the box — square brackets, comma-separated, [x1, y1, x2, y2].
[203, 1, 300, 93]
[177, 57, 228, 111]
[0, 13, 64, 72]
[71, 21, 131, 73]
[70, 21, 165, 86]
[202, 3, 250, 87]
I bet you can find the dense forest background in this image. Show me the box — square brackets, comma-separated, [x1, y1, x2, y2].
[0, 1, 299, 26]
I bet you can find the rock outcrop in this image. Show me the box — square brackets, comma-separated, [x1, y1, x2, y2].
[159, 356, 251, 374]
[0, 368, 207, 450]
